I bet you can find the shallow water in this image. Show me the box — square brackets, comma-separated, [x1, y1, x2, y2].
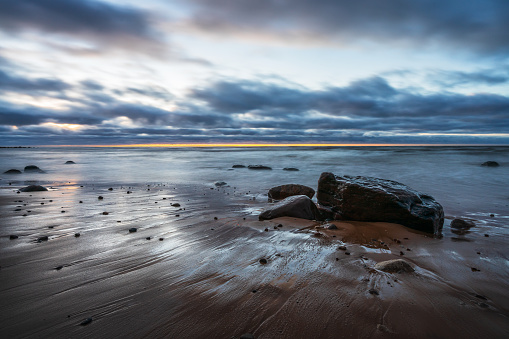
[1, 146, 508, 231]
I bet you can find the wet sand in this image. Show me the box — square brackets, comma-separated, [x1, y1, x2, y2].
[1, 183, 508, 338]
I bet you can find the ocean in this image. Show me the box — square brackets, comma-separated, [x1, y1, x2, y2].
[1, 146, 507, 233]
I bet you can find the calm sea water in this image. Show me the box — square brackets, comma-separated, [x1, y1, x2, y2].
[1, 146, 508, 231]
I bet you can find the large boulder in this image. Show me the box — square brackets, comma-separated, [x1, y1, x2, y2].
[317, 173, 444, 234]
[4, 169, 22, 174]
[24, 165, 44, 173]
[268, 184, 315, 201]
[20, 185, 48, 192]
[259, 195, 320, 221]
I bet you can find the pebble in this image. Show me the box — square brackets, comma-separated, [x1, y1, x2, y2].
[146, 237, 151, 240]
[264, 228, 268, 232]
[98, 196, 103, 200]
[79, 201, 83, 203]
[75, 233, 80, 237]
[108, 188, 113, 191]
[259, 258, 268, 265]
[102, 212, 109, 215]
[37, 236, 49, 242]
[159, 238, 164, 241]
[171, 203, 181, 207]
[129, 228, 137, 233]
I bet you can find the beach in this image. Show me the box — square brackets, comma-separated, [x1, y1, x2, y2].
[1, 146, 508, 338]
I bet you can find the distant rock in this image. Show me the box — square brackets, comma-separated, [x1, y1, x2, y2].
[129, 228, 137, 233]
[326, 223, 338, 230]
[9, 235, 19, 240]
[268, 184, 315, 201]
[19, 185, 48, 192]
[283, 167, 299, 171]
[375, 259, 414, 273]
[317, 173, 444, 234]
[248, 165, 272, 170]
[3, 169, 21, 174]
[215, 181, 227, 187]
[65, 161, 76, 164]
[232, 164, 246, 168]
[37, 236, 49, 242]
[451, 218, 475, 229]
[24, 165, 44, 173]
[481, 161, 499, 167]
[259, 195, 320, 221]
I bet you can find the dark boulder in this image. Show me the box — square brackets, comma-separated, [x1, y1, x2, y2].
[375, 259, 414, 273]
[450, 218, 475, 229]
[4, 169, 21, 174]
[248, 165, 272, 170]
[283, 167, 299, 171]
[268, 184, 315, 201]
[317, 173, 444, 234]
[65, 161, 76, 164]
[215, 181, 227, 187]
[20, 185, 48, 192]
[24, 165, 44, 173]
[259, 195, 320, 221]
[481, 161, 499, 167]
[232, 164, 246, 168]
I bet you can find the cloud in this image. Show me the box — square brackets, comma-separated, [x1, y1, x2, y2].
[0, 69, 70, 93]
[182, 0, 509, 55]
[0, 0, 166, 55]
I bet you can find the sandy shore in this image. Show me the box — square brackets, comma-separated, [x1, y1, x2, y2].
[1, 183, 508, 338]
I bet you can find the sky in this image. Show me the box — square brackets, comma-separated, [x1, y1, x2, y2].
[0, 0, 508, 146]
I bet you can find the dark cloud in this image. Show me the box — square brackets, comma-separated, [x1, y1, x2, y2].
[183, 0, 509, 55]
[0, 69, 70, 93]
[0, 0, 164, 54]
[430, 69, 509, 87]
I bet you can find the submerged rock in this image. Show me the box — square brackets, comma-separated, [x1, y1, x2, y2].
[283, 167, 299, 171]
[317, 173, 444, 234]
[481, 161, 499, 167]
[19, 185, 48, 192]
[232, 164, 246, 168]
[65, 161, 76, 164]
[268, 184, 315, 201]
[259, 195, 320, 221]
[375, 259, 414, 273]
[4, 169, 21, 174]
[215, 181, 227, 187]
[248, 165, 272, 170]
[24, 165, 44, 173]
[451, 218, 475, 229]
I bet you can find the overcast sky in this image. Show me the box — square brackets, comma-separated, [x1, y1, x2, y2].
[1, 0, 508, 145]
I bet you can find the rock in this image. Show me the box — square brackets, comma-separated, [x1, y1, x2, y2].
[450, 218, 475, 229]
[283, 167, 299, 171]
[80, 318, 93, 326]
[268, 184, 315, 201]
[248, 165, 272, 170]
[481, 161, 499, 167]
[369, 289, 379, 295]
[9, 235, 18, 240]
[65, 161, 76, 164]
[3, 169, 21, 174]
[232, 164, 246, 168]
[317, 173, 444, 234]
[19, 185, 48, 192]
[98, 196, 104, 200]
[215, 181, 227, 187]
[327, 223, 338, 230]
[75, 233, 80, 237]
[240, 334, 255, 339]
[37, 236, 49, 242]
[102, 212, 109, 215]
[24, 165, 44, 173]
[171, 203, 181, 207]
[259, 258, 268, 265]
[129, 228, 137, 233]
[259, 195, 320, 221]
[374, 259, 414, 273]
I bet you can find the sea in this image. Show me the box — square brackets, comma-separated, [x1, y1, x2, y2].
[1, 146, 508, 233]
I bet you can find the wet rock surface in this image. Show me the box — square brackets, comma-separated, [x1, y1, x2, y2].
[259, 195, 320, 221]
[317, 173, 444, 234]
[268, 184, 315, 201]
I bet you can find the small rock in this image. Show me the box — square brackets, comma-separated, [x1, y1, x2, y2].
[264, 228, 268, 232]
[19, 185, 48, 192]
[471, 267, 480, 272]
[171, 203, 181, 207]
[98, 196, 103, 200]
[9, 235, 19, 240]
[345, 252, 351, 255]
[484, 234, 489, 237]
[65, 161, 75, 164]
[369, 289, 379, 295]
[129, 228, 137, 233]
[80, 318, 93, 326]
[102, 212, 109, 215]
[159, 238, 164, 241]
[75, 233, 80, 237]
[214, 217, 218, 220]
[55, 265, 63, 270]
[327, 223, 338, 230]
[337, 246, 347, 251]
[240, 334, 255, 339]
[248, 165, 272, 170]
[375, 259, 414, 273]
[283, 167, 299, 171]
[481, 161, 499, 167]
[146, 237, 151, 240]
[232, 164, 246, 168]
[451, 218, 475, 229]
[214, 181, 227, 187]
[79, 201, 83, 203]
[259, 258, 268, 265]
[490, 214, 494, 217]
[108, 187, 113, 191]
[37, 236, 49, 242]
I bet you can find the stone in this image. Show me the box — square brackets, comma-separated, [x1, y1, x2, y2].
[171, 203, 181, 207]
[259, 195, 320, 221]
[80, 318, 93, 326]
[450, 218, 475, 229]
[215, 181, 227, 187]
[3, 169, 21, 174]
[481, 161, 499, 167]
[240, 334, 255, 339]
[317, 173, 444, 234]
[232, 164, 246, 168]
[248, 165, 272, 170]
[129, 228, 137, 233]
[37, 236, 49, 242]
[259, 258, 267, 264]
[24, 165, 44, 173]
[374, 259, 414, 273]
[268, 184, 315, 201]
[75, 233, 80, 237]
[98, 196, 104, 200]
[9, 235, 18, 240]
[19, 185, 48, 192]
[65, 161, 76, 164]
[327, 223, 338, 230]
[283, 167, 299, 171]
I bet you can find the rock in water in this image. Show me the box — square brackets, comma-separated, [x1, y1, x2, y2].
[259, 195, 320, 221]
[20, 185, 48, 192]
[481, 161, 499, 167]
[24, 165, 44, 173]
[317, 173, 444, 234]
[451, 218, 475, 229]
[4, 169, 21, 174]
[65, 161, 76, 164]
[248, 165, 272, 170]
[375, 259, 414, 273]
[232, 164, 246, 168]
[215, 181, 227, 187]
[283, 167, 299, 171]
[268, 184, 315, 201]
